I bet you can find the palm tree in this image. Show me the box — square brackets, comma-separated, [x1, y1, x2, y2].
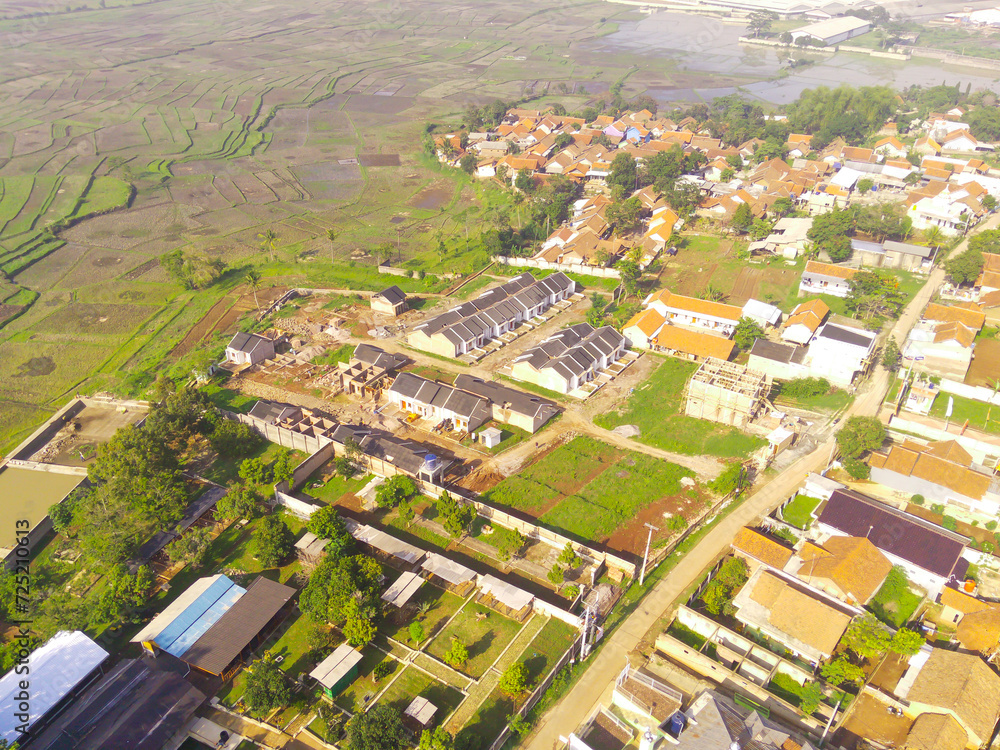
[245, 269, 262, 311]
[258, 228, 278, 262]
[626, 246, 643, 265]
[326, 228, 338, 262]
[923, 225, 945, 249]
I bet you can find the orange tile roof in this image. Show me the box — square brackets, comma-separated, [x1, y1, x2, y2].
[655, 291, 743, 321]
[933, 321, 976, 348]
[941, 585, 991, 616]
[923, 302, 985, 330]
[869, 440, 992, 501]
[796, 537, 891, 605]
[732, 527, 794, 569]
[624, 308, 666, 338]
[804, 261, 858, 281]
[653, 325, 736, 361]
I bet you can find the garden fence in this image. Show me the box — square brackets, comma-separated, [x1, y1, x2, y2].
[486, 631, 586, 750]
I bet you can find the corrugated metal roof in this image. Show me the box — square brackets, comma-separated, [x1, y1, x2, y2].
[310, 643, 363, 689]
[382, 571, 425, 607]
[152, 576, 246, 658]
[0, 631, 109, 743]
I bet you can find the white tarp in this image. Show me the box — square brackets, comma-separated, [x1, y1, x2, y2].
[479, 574, 533, 612]
[0, 631, 109, 742]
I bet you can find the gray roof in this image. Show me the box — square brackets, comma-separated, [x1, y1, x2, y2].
[412, 272, 575, 347]
[514, 323, 625, 380]
[331, 424, 447, 477]
[388, 373, 491, 423]
[351, 523, 426, 565]
[816, 323, 874, 348]
[422, 552, 476, 585]
[227, 331, 272, 355]
[26, 658, 206, 750]
[381, 571, 425, 606]
[453, 374, 558, 421]
[374, 286, 406, 305]
[353, 344, 407, 370]
[884, 240, 934, 259]
[247, 400, 301, 424]
[749, 339, 807, 365]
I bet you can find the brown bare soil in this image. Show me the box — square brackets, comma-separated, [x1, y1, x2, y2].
[606, 488, 706, 556]
[729, 266, 762, 304]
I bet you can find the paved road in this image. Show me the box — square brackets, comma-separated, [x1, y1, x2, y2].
[521, 238, 976, 749]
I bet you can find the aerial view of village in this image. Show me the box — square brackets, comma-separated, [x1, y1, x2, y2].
[9, 0, 1000, 748]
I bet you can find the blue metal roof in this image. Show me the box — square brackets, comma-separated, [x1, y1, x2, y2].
[155, 576, 246, 658]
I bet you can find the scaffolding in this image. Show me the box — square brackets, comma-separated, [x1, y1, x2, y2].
[684, 358, 770, 429]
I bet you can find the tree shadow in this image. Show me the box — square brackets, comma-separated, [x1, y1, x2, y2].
[468, 631, 495, 661]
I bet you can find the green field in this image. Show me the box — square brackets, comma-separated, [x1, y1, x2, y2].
[595, 358, 769, 457]
[779, 494, 822, 530]
[484, 436, 696, 546]
[929, 391, 1000, 435]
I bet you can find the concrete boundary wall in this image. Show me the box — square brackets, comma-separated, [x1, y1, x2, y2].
[274, 489, 322, 519]
[938, 378, 1000, 406]
[496, 256, 621, 279]
[222, 410, 333, 455]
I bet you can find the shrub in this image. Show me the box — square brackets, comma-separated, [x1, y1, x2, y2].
[708, 463, 743, 496]
[910, 494, 925, 506]
[781, 377, 831, 398]
[409, 621, 425, 646]
[444, 639, 468, 667]
[931, 503, 945, 515]
[499, 662, 530, 695]
[547, 566, 565, 585]
[373, 660, 396, 682]
[942, 515, 959, 531]
[666, 515, 688, 532]
[843, 457, 870, 480]
[564, 585, 580, 599]
[987, 520, 997, 531]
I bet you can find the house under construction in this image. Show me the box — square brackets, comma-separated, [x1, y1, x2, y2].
[684, 358, 770, 429]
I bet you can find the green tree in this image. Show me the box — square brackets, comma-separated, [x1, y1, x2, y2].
[409, 620, 425, 646]
[495, 528, 526, 561]
[459, 154, 477, 174]
[514, 168, 533, 192]
[798, 681, 824, 716]
[245, 268, 263, 311]
[734, 317, 765, 349]
[771, 197, 795, 217]
[499, 661, 530, 695]
[846, 269, 906, 320]
[239, 456, 273, 485]
[420, 727, 453, 750]
[824, 234, 853, 263]
[343, 601, 377, 647]
[746, 10, 776, 37]
[945, 248, 985, 285]
[607, 152, 638, 193]
[749, 217, 774, 241]
[732, 202, 754, 233]
[347, 704, 406, 750]
[856, 178, 874, 193]
[882, 338, 901, 372]
[444, 638, 468, 667]
[217, 481, 264, 521]
[243, 651, 290, 718]
[300, 554, 384, 623]
[606, 197, 644, 235]
[807, 207, 853, 247]
[443, 502, 476, 538]
[616, 258, 641, 298]
[259, 228, 279, 262]
[557, 542, 582, 568]
[375, 475, 416, 508]
[547, 565, 565, 585]
[91, 564, 155, 624]
[209, 418, 265, 458]
[836, 416, 886, 459]
[842, 614, 891, 659]
[250, 514, 293, 567]
[889, 627, 925, 655]
[167, 527, 213, 566]
[307, 506, 355, 558]
[820, 656, 866, 686]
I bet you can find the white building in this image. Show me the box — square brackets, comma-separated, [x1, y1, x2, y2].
[790, 16, 871, 45]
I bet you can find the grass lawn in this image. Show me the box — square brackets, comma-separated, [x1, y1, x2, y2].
[462, 423, 531, 454]
[928, 390, 1000, 435]
[334, 650, 400, 713]
[307, 472, 374, 504]
[518, 618, 577, 685]
[426, 601, 523, 678]
[774, 387, 853, 414]
[484, 435, 695, 542]
[376, 666, 465, 719]
[387, 511, 453, 551]
[199, 441, 303, 487]
[594, 358, 768, 457]
[455, 687, 516, 749]
[382, 585, 466, 647]
[780, 494, 822, 529]
[267, 612, 322, 677]
[202, 381, 258, 413]
[219, 671, 248, 708]
[868, 567, 924, 628]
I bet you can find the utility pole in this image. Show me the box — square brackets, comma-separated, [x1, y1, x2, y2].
[639, 523, 659, 586]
